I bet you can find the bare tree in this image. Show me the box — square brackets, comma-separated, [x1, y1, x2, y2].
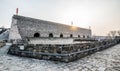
[117, 31, 120, 36]
[109, 31, 116, 38]
[107, 33, 112, 39]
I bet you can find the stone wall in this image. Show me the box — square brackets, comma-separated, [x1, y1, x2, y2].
[9, 18, 22, 40]
[9, 15, 91, 40]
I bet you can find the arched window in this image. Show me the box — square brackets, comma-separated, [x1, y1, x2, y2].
[34, 33, 40, 37]
[83, 35, 85, 38]
[70, 34, 73, 37]
[60, 33, 63, 38]
[78, 35, 80, 38]
[49, 33, 53, 37]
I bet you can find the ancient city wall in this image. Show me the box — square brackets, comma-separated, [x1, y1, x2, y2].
[9, 15, 91, 40]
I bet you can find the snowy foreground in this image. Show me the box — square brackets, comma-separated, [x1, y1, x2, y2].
[0, 44, 120, 71]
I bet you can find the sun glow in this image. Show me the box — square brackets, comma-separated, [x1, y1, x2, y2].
[61, 7, 93, 29]
[70, 25, 78, 31]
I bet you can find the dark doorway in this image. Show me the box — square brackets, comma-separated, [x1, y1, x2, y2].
[49, 33, 53, 37]
[60, 33, 63, 38]
[70, 34, 73, 37]
[87, 36, 89, 38]
[78, 35, 80, 38]
[83, 35, 85, 38]
[34, 33, 40, 37]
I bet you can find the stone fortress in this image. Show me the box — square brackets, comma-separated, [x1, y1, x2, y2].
[8, 15, 120, 62]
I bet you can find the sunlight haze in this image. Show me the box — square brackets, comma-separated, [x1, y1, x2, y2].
[0, 0, 120, 36]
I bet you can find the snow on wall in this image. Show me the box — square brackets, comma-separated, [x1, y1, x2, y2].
[29, 38, 74, 44]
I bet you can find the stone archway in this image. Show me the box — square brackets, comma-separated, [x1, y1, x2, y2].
[49, 33, 53, 37]
[83, 35, 85, 38]
[78, 35, 80, 38]
[60, 33, 63, 38]
[34, 33, 40, 37]
[70, 34, 73, 37]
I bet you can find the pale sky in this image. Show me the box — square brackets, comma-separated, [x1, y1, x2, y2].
[0, 0, 120, 36]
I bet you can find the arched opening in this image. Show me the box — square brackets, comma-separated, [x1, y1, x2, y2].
[78, 35, 80, 38]
[49, 33, 53, 38]
[34, 33, 40, 37]
[70, 34, 73, 37]
[87, 36, 89, 38]
[60, 33, 63, 38]
[83, 35, 85, 38]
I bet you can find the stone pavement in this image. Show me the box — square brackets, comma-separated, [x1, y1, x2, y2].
[0, 44, 120, 71]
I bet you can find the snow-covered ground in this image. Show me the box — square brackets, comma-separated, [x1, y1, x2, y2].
[0, 30, 9, 41]
[0, 44, 120, 71]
